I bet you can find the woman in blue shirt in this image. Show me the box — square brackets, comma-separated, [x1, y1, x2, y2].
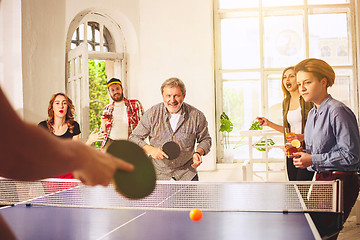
[293, 58, 360, 238]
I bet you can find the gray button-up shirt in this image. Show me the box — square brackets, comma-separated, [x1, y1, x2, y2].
[129, 102, 212, 180]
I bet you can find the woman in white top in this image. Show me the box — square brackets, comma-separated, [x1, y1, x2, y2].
[257, 67, 314, 181]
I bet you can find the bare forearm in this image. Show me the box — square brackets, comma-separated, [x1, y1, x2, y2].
[195, 148, 205, 156]
[0, 88, 83, 180]
[0, 88, 134, 186]
[257, 117, 284, 133]
[267, 121, 284, 133]
[1, 121, 84, 180]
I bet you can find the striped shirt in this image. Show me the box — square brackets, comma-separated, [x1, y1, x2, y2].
[129, 102, 212, 180]
[101, 98, 144, 149]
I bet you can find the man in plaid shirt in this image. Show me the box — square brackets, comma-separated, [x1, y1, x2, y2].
[101, 78, 144, 150]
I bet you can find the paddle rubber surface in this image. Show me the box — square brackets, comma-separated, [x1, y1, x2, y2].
[162, 141, 180, 160]
[107, 140, 156, 199]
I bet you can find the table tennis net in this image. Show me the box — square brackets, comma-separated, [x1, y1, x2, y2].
[0, 178, 341, 213]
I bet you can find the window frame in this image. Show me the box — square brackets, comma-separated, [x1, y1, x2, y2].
[214, 0, 359, 163]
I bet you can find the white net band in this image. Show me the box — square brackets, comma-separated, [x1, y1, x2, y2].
[0, 179, 340, 213]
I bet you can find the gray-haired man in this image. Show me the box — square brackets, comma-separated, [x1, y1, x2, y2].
[129, 77, 212, 181]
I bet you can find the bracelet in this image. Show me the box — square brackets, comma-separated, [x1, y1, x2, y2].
[194, 151, 202, 156]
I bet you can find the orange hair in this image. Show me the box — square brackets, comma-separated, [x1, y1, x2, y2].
[294, 58, 335, 87]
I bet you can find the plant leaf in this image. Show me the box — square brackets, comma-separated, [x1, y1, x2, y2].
[219, 112, 233, 133]
[220, 112, 229, 120]
[220, 118, 233, 133]
[249, 120, 263, 130]
[255, 139, 275, 151]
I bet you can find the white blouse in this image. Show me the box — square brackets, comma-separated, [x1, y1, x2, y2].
[287, 107, 302, 134]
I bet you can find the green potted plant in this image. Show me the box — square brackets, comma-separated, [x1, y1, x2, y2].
[219, 112, 234, 162]
[234, 120, 275, 151]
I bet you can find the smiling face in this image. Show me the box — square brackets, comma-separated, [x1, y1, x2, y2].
[282, 68, 298, 93]
[162, 86, 185, 114]
[296, 70, 328, 106]
[53, 95, 68, 118]
[108, 83, 124, 102]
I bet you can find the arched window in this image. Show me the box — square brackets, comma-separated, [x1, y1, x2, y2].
[66, 11, 126, 142]
[71, 21, 111, 52]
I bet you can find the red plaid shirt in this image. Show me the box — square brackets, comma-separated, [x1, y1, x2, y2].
[101, 98, 144, 149]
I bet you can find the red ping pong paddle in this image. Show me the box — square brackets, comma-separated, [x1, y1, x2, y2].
[162, 141, 180, 160]
[106, 140, 156, 199]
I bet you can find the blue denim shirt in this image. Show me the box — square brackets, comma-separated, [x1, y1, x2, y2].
[304, 95, 360, 172]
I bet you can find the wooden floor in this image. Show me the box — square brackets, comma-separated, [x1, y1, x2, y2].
[338, 216, 360, 239]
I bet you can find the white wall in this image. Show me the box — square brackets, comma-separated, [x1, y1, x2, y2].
[0, 0, 23, 117]
[21, 0, 66, 122]
[137, 0, 216, 170]
[16, 0, 217, 170]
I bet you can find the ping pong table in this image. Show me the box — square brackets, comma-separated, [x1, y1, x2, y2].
[0, 179, 341, 240]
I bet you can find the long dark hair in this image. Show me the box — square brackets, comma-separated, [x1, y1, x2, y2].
[281, 66, 296, 97]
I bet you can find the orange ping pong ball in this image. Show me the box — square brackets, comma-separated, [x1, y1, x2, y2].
[189, 209, 202, 221]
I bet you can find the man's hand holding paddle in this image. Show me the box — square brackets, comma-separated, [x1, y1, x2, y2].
[143, 145, 169, 160]
[143, 141, 180, 160]
[144, 141, 204, 168]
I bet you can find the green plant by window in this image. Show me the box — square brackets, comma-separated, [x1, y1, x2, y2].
[88, 60, 109, 148]
[234, 120, 275, 151]
[248, 120, 262, 131]
[254, 138, 275, 151]
[219, 112, 233, 149]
